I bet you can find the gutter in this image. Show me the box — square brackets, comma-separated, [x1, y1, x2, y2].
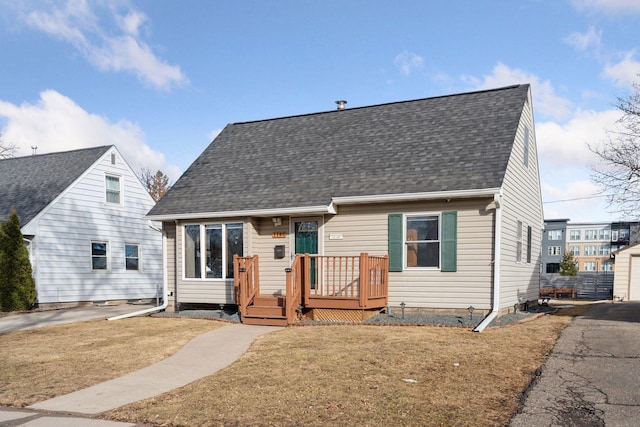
[473, 191, 502, 332]
[108, 223, 168, 321]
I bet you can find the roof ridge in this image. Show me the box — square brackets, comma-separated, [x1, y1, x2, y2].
[0, 145, 112, 162]
[231, 84, 527, 125]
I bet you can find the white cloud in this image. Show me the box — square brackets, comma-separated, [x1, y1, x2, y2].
[571, 0, 640, 14]
[466, 62, 573, 120]
[542, 180, 612, 221]
[22, 0, 187, 91]
[602, 53, 640, 89]
[564, 26, 602, 52]
[536, 108, 622, 168]
[0, 90, 181, 180]
[394, 51, 424, 76]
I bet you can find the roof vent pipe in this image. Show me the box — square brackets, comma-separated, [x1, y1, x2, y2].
[335, 100, 347, 110]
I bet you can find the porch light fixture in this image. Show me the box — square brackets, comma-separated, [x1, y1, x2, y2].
[272, 217, 282, 227]
[468, 305, 475, 320]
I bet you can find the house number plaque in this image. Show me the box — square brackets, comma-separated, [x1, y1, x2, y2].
[272, 232, 287, 238]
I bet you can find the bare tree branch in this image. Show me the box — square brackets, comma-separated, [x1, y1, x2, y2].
[140, 168, 171, 202]
[590, 77, 640, 218]
[0, 133, 17, 159]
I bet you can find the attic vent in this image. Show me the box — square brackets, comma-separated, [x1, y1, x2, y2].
[335, 100, 347, 110]
[111, 153, 116, 165]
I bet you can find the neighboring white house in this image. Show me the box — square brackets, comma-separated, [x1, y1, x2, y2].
[612, 243, 640, 301]
[0, 145, 163, 307]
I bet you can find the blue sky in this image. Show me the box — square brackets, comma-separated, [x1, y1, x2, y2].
[1, 0, 640, 222]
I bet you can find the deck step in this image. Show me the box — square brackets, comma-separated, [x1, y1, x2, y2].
[246, 305, 286, 317]
[253, 295, 285, 307]
[241, 294, 289, 326]
[241, 316, 289, 327]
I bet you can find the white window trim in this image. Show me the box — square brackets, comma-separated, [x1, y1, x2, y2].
[91, 240, 109, 272]
[403, 212, 442, 270]
[182, 222, 244, 281]
[105, 173, 123, 206]
[125, 243, 141, 272]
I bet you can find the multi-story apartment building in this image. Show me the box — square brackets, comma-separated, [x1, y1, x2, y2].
[542, 220, 640, 274]
[542, 219, 568, 273]
[565, 222, 613, 273]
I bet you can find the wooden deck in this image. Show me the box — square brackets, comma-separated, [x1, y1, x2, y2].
[234, 253, 389, 326]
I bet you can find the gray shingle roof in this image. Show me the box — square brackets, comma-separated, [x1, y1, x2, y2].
[0, 146, 111, 225]
[149, 85, 529, 217]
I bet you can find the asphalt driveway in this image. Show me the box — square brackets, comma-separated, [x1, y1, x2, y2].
[0, 304, 154, 334]
[510, 302, 640, 427]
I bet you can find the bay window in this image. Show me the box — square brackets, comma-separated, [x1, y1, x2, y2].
[184, 223, 243, 279]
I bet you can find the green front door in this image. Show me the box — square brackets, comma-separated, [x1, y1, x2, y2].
[295, 220, 319, 289]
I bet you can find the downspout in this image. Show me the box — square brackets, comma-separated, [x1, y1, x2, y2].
[108, 223, 167, 321]
[473, 192, 502, 332]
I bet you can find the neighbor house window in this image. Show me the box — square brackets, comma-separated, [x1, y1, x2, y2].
[91, 241, 108, 270]
[548, 246, 561, 256]
[585, 229, 597, 240]
[105, 175, 121, 204]
[602, 261, 612, 271]
[125, 244, 140, 271]
[584, 245, 596, 256]
[584, 261, 596, 271]
[570, 230, 581, 240]
[569, 246, 580, 256]
[184, 223, 243, 279]
[599, 246, 610, 256]
[548, 230, 562, 240]
[599, 229, 610, 240]
[406, 215, 440, 268]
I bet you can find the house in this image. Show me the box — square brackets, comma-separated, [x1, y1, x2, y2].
[0, 146, 163, 307]
[612, 243, 640, 301]
[146, 85, 543, 330]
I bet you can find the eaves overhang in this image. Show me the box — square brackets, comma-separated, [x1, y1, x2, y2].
[331, 188, 502, 205]
[145, 188, 503, 221]
[144, 204, 337, 222]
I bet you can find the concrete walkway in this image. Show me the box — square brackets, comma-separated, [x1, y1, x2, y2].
[29, 323, 278, 414]
[510, 302, 640, 427]
[0, 321, 278, 426]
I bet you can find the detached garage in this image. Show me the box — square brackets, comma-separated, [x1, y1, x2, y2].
[613, 243, 640, 301]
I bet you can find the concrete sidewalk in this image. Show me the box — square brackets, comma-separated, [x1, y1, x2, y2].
[510, 302, 640, 427]
[0, 322, 278, 426]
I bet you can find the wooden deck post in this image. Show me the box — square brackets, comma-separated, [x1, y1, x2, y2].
[359, 253, 368, 308]
[303, 253, 311, 306]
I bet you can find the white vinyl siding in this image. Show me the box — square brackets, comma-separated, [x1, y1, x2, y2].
[22, 148, 162, 304]
[322, 199, 494, 310]
[498, 88, 543, 308]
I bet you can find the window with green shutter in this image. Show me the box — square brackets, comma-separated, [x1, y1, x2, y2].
[387, 211, 457, 272]
[388, 214, 403, 272]
[441, 211, 457, 272]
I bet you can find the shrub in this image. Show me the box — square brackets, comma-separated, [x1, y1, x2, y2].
[0, 209, 37, 311]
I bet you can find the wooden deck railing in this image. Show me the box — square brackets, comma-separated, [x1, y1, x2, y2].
[285, 255, 303, 324]
[233, 254, 260, 316]
[299, 253, 388, 309]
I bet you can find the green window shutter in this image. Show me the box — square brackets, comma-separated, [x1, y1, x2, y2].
[441, 211, 457, 272]
[388, 214, 403, 272]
